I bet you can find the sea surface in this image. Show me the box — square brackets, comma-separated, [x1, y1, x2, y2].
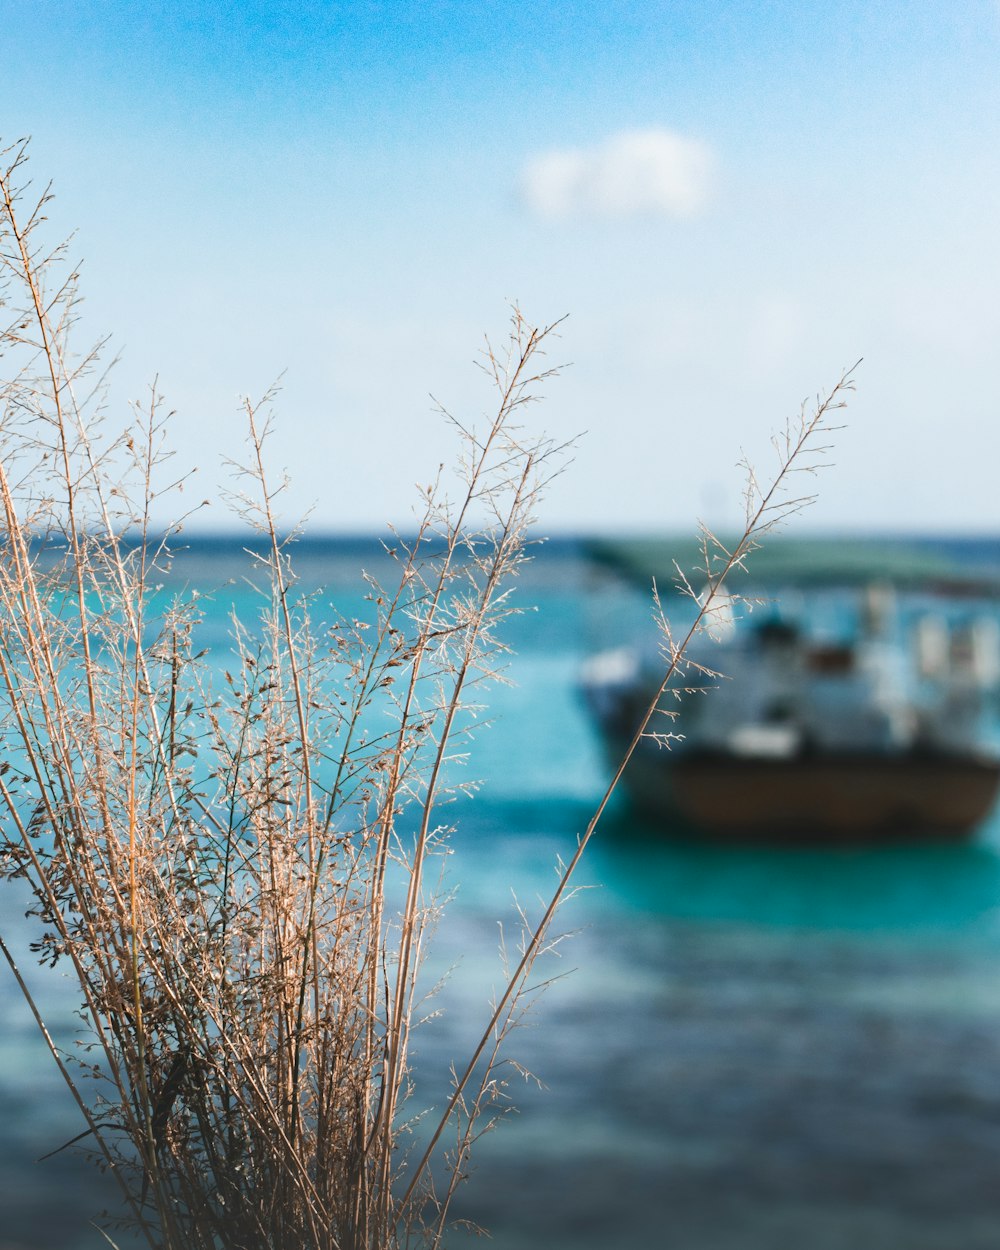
[4, 535, 1000, 1250]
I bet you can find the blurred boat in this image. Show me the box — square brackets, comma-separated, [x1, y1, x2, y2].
[582, 538, 1000, 841]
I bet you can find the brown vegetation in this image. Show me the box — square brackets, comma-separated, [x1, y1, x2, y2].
[0, 138, 849, 1249]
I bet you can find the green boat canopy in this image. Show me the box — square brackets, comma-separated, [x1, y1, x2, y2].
[585, 535, 1000, 596]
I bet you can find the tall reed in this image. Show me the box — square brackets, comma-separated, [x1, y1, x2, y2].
[0, 137, 850, 1249]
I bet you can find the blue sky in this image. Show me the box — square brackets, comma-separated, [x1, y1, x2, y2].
[2, 2, 999, 533]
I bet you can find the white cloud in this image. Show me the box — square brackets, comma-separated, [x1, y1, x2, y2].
[520, 128, 714, 222]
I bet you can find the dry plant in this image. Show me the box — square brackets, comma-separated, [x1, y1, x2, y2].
[0, 137, 850, 1250]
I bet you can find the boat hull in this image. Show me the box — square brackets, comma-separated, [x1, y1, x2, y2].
[609, 745, 1000, 841]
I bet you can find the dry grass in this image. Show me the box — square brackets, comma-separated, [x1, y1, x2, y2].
[0, 137, 849, 1250]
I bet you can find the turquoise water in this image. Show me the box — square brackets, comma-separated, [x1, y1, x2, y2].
[4, 536, 1000, 1249]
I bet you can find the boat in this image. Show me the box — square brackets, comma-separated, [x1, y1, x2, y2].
[582, 537, 1000, 841]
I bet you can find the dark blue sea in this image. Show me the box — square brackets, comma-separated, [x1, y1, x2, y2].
[4, 535, 1000, 1250]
